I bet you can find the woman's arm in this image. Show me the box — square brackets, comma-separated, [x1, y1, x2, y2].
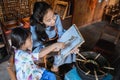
[38, 42, 65, 58]
[55, 15, 66, 37]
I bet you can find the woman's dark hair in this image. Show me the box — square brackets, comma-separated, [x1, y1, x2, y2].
[11, 27, 31, 49]
[30, 1, 52, 42]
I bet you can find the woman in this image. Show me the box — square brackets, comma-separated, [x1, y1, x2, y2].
[30, 1, 79, 72]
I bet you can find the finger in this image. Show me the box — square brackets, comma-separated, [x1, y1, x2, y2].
[77, 44, 81, 48]
[57, 51, 61, 55]
[71, 48, 80, 54]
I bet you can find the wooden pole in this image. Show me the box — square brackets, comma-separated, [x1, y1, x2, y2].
[76, 52, 87, 60]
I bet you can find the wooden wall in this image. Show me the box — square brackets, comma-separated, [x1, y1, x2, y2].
[72, 0, 118, 27]
[0, 0, 56, 22]
[93, 0, 107, 21]
[109, 0, 119, 5]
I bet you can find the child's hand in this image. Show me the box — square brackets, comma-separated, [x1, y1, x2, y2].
[53, 42, 65, 52]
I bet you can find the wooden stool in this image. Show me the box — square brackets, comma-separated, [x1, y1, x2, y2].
[93, 39, 116, 64]
[93, 23, 120, 63]
[94, 39, 115, 53]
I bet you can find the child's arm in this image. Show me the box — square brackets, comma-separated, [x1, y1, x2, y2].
[38, 42, 65, 58]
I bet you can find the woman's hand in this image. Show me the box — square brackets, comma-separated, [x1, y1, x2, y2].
[70, 45, 80, 54]
[53, 42, 65, 52]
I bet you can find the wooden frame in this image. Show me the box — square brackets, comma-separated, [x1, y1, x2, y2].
[57, 24, 85, 64]
[53, 1, 68, 20]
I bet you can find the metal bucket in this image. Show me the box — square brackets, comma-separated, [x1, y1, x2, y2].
[76, 51, 110, 80]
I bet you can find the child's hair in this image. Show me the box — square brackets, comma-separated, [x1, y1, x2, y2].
[11, 27, 31, 49]
[30, 1, 52, 42]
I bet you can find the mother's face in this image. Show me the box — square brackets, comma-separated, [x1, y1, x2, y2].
[43, 9, 56, 27]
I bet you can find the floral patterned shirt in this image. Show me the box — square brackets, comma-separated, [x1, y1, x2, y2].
[14, 49, 45, 80]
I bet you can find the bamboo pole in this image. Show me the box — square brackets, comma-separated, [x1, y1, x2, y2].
[94, 53, 101, 60]
[76, 52, 87, 60]
[76, 58, 86, 62]
[103, 66, 114, 70]
[99, 70, 106, 74]
[94, 70, 98, 80]
[85, 70, 90, 75]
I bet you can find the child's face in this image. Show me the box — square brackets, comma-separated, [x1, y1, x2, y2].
[43, 9, 56, 27]
[24, 35, 33, 51]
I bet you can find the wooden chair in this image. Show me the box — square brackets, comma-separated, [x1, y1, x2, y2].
[2, 19, 22, 37]
[0, 21, 16, 80]
[21, 17, 30, 29]
[53, 0, 68, 20]
[7, 55, 16, 80]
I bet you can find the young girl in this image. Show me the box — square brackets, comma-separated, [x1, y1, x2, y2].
[30, 1, 79, 72]
[11, 27, 64, 80]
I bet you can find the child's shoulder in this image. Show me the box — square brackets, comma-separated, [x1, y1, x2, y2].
[15, 50, 32, 62]
[15, 49, 27, 53]
[15, 50, 30, 56]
